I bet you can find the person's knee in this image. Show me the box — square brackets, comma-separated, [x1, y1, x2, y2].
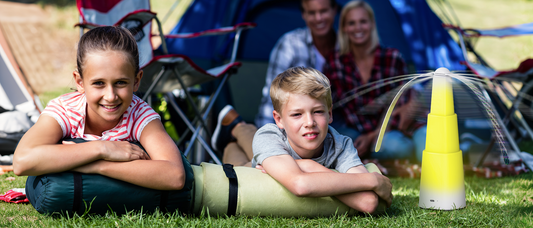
[413, 126, 427, 162]
[375, 131, 413, 159]
[234, 123, 257, 136]
[222, 142, 241, 162]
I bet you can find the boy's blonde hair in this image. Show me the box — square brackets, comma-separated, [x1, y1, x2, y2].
[270, 67, 332, 114]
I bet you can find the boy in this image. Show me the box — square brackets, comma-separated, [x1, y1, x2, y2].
[252, 66, 393, 214]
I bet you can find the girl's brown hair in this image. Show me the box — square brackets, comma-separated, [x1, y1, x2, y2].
[76, 26, 139, 77]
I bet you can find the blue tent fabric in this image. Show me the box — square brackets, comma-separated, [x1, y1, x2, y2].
[388, 0, 464, 71]
[165, 0, 465, 71]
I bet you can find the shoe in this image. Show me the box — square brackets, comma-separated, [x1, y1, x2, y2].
[212, 105, 243, 152]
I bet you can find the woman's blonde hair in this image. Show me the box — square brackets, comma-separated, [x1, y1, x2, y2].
[270, 67, 332, 115]
[338, 0, 379, 55]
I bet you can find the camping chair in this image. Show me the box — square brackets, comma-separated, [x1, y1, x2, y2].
[444, 23, 533, 170]
[76, 0, 256, 164]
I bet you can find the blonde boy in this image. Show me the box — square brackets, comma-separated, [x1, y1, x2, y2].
[252, 66, 393, 214]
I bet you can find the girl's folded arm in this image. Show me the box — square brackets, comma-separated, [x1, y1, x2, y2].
[75, 119, 186, 190]
[13, 115, 105, 176]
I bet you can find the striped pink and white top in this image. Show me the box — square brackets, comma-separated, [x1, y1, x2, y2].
[41, 92, 160, 141]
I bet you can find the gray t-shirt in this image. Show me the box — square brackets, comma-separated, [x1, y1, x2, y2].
[252, 124, 363, 173]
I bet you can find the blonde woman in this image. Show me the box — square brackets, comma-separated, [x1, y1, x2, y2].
[324, 0, 426, 161]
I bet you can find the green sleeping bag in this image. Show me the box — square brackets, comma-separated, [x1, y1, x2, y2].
[25, 152, 194, 215]
[25, 151, 381, 217]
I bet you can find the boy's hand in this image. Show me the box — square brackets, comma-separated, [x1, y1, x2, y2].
[255, 164, 267, 173]
[371, 173, 393, 207]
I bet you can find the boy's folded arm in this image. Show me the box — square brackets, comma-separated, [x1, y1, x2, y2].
[261, 155, 383, 198]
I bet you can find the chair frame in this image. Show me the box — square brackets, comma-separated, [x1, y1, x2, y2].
[445, 24, 533, 170]
[76, 2, 256, 164]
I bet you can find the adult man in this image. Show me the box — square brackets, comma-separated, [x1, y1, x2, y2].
[255, 0, 338, 127]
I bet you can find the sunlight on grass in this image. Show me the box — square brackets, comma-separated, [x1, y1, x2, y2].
[468, 188, 507, 205]
[38, 86, 73, 107]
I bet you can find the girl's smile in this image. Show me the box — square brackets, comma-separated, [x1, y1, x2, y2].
[74, 50, 142, 135]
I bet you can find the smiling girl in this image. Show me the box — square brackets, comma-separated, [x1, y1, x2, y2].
[13, 26, 186, 190]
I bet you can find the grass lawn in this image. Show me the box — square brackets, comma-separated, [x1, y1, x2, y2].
[2, 171, 533, 227]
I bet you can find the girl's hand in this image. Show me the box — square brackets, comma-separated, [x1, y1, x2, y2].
[62, 140, 149, 162]
[100, 141, 150, 161]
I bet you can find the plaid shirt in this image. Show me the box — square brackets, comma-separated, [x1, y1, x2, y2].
[323, 46, 408, 134]
[255, 28, 320, 127]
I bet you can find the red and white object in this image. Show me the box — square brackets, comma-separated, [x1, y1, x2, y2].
[76, 0, 153, 67]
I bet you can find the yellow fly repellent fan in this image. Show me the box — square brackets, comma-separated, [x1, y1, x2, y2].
[418, 67, 465, 210]
[375, 67, 466, 210]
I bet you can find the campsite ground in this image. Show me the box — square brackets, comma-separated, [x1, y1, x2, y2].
[1, 0, 533, 227]
[2, 170, 533, 227]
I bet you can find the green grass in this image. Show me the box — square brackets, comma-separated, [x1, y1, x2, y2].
[38, 86, 73, 107]
[2, 171, 533, 227]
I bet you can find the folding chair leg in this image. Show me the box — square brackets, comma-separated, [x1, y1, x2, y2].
[478, 89, 533, 171]
[170, 67, 211, 137]
[165, 93, 222, 165]
[171, 69, 233, 150]
[474, 137, 496, 167]
[142, 66, 166, 101]
[502, 81, 533, 141]
[475, 88, 516, 167]
[182, 125, 222, 165]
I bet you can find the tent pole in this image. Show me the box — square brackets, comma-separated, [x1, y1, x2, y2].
[161, 0, 181, 24]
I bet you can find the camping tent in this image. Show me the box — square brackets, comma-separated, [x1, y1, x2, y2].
[164, 0, 466, 122]
[0, 25, 41, 155]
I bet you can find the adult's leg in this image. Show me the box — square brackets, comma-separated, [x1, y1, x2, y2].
[222, 123, 257, 167]
[370, 130, 414, 160]
[223, 142, 251, 167]
[232, 123, 257, 166]
[412, 125, 427, 163]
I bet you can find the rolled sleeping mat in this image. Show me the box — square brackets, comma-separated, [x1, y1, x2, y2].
[192, 162, 382, 217]
[25, 152, 195, 215]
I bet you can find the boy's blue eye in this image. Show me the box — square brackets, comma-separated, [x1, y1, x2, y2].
[93, 81, 104, 86]
[116, 81, 128, 85]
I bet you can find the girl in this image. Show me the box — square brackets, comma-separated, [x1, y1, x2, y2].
[13, 26, 185, 191]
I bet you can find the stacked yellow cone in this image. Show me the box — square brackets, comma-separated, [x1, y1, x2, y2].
[419, 67, 466, 210]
